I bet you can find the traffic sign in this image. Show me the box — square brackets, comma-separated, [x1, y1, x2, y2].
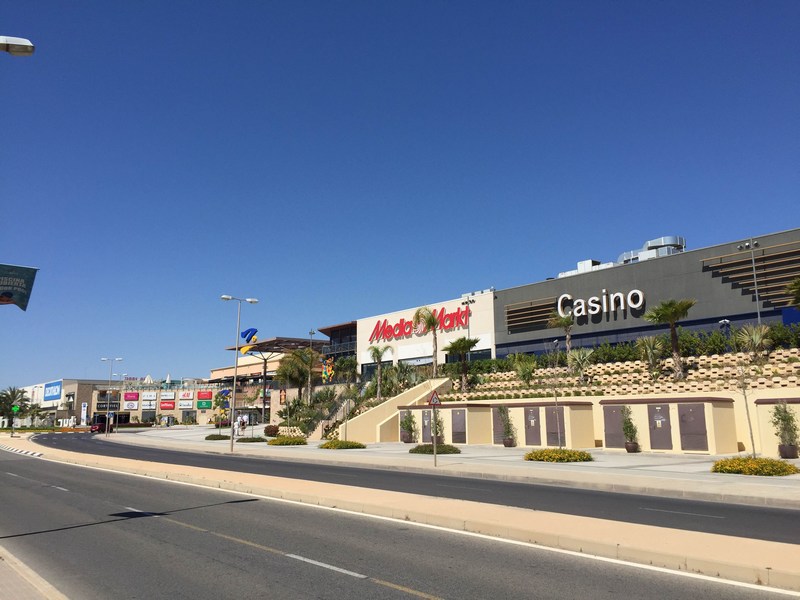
[11, 405, 20, 413]
[428, 391, 440, 405]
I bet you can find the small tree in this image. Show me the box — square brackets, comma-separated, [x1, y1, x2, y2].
[498, 405, 516, 445]
[636, 336, 664, 381]
[400, 411, 417, 443]
[413, 306, 440, 377]
[567, 348, 593, 384]
[443, 336, 480, 392]
[770, 401, 798, 448]
[509, 353, 537, 387]
[1, 387, 30, 427]
[368, 344, 392, 403]
[621, 405, 638, 444]
[334, 356, 359, 384]
[734, 323, 772, 457]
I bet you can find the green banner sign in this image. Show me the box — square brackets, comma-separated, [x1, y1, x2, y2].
[197, 400, 212, 409]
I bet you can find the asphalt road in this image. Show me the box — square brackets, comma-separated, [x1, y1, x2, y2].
[32, 432, 800, 545]
[0, 451, 786, 600]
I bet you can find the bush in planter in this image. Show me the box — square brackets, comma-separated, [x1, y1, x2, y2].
[620, 405, 639, 451]
[409, 443, 461, 455]
[267, 436, 307, 446]
[319, 439, 366, 450]
[770, 401, 798, 457]
[263, 425, 280, 437]
[498, 405, 516, 447]
[205, 433, 230, 441]
[524, 448, 593, 462]
[711, 457, 799, 476]
[238, 436, 266, 443]
[400, 411, 417, 443]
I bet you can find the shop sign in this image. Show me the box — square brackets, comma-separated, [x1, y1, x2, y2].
[142, 391, 157, 401]
[123, 401, 139, 410]
[124, 392, 140, 401]
[44, 380, 62, 401]
[557, 289, 645, 318]
[178, 400, 193, 409]
[179, 390, 194, 400]
[197, 400, 212, 409]
[197, 390, 213, 400]
[161, 391, 176, 400]
[142, 400, 156, 410]
[369, 306, 470, 343]
[160, 401, 176, 410]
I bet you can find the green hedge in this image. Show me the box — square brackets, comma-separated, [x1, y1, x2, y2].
[409, 443, 461, 454]
[205, 434, 230, 441]
[237, 436, 266, 443]
[319, 440, 366, 450]
[524, 448, 594, 462]
[711, 457, 799, 476]
[267, 436, 307, 446]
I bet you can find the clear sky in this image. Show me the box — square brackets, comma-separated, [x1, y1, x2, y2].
[2, 1, 798, 388]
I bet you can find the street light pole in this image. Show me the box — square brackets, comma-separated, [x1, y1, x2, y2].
[114, 372, 127, 430]
[737, 239, 761, 325]
[0, 36, 35, 56]
[100, 357, 122, 436]
[550, 340, 563, 449]
[221, 295, 258, 452]
[308, 329, 315, 404]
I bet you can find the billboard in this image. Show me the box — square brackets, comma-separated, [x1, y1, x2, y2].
[0, 264, 39, 311]
[44, 380, 62, 402]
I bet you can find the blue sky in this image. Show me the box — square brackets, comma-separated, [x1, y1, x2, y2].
[2, 1, 798, 387]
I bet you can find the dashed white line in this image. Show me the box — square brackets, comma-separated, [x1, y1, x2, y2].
[285, 554, 368, 579]
[640, 507, 725, 519]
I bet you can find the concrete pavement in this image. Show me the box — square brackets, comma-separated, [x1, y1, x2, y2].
[1, 427, 799, 597]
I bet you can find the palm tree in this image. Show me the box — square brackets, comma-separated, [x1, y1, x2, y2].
[636, 336, 664, 381]
[0, 387, 30, 426]
[412, 306, 440, 377]
[275, 348, 316, 404]
[509, 353, 537, 387]
[567, 347, 594, 384]
[547, 312, 575, 353]
[334, 356, 358, 385]
[785, 277, 800, 308]
[643, 299, 696, 380]
[368, 344, 392, 403]
[443, 336, 480, 392]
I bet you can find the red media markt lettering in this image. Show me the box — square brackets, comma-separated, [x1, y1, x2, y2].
[369, 306, 470, 343]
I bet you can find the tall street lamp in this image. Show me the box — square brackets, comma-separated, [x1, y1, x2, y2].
[0, 36, 35, 56]
[114, 372, 127, 429]
[737, 238, 761, 325]
[308, 329, 315, 404]
[100, 357, 122, 436]
[221, 295, 259, 452]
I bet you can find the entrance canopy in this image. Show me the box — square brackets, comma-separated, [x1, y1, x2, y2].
[225, 336, 328, 354]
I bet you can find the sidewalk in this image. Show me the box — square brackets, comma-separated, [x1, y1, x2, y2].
[1, 428, 799, 596]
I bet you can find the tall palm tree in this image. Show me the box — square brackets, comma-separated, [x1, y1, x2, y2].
[643, 299, 696, 380]
[0, 387, 30, 425]
[443, 336, 480, 392]
[412, 306, 440, 377]
[368, 344, 392, 403]
[547, 312, 575, 353]
[275, 348, 315, 404]
[785, 277, 800, 308]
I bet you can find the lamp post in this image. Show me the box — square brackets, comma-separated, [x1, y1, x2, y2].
[114, 373, 127, 429]
[308, 329, 315, 404]
[719, 319, 731, 353]
[550, 340, 563, 449]
[0, 36, 35, 56]
[100, 357, 122, 436]
[737, 239, 761, 325]
[461, 297, 476, 362]
[221, 295, 259, 452]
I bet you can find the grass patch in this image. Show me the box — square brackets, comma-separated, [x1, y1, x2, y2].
[237, 436, 266, 443]
[524, 448, 594, 462]
[711, 457, 799, 476]
[319, 439, 366, 450]
[409, 443, 461, 454]
[267, 436, 307, 446]
[205, 434, 230, 441]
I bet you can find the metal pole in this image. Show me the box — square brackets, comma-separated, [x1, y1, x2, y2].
[230, 300, 242, 453]
[552, 340, 562, 448]
[432, 405, 438, 467]
[308, 329, 315, 404]
[738, 239, 761, 325]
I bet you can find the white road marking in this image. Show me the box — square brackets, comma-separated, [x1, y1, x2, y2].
[51, 486, 69, 492]
[640, 507, 725, 519]
[5, 472, 20, 477]
[286, 554, 367, 579]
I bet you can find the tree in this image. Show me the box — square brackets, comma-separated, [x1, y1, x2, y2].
[567, 347, 593, 384]
[334, 356, 358, 385]
[443, 336, 480, 392]
[0, 387, 30, 427]
[547, 312, 575, 353]
[508, 353, 536, 387]
[212, 391, 230, 430]
[786, 277, 800, 308]
[734, 323, 772, 458]
[412, 306, 440, 377]
[276, 348, 318, 405]
[643, 299, 696, 380]
[368, 344, 392, 403]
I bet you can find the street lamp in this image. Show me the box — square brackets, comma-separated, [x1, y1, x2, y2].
[736, 239, 761, 325]
[114, 373, 127, 429]
[550, 339, 563, 449]
[0, 36, 35, 56]
[308, 329, 315, 404]
[100, 357, 122, 436]
[221, 294, 258, 452]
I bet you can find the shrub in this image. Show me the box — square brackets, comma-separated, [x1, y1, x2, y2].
[263, 425, 279, 437]
[711, 457, 799, 476]
[267, 436, 307, 446]
[409, 443, 461, 454]
[319, 439, 366, 450]
[524, 448, 594, 462]
[205, 434, 230, 441]
[238, 436, 266, 443]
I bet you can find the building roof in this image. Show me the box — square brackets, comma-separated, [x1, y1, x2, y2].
[225, 336, 328, 354]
